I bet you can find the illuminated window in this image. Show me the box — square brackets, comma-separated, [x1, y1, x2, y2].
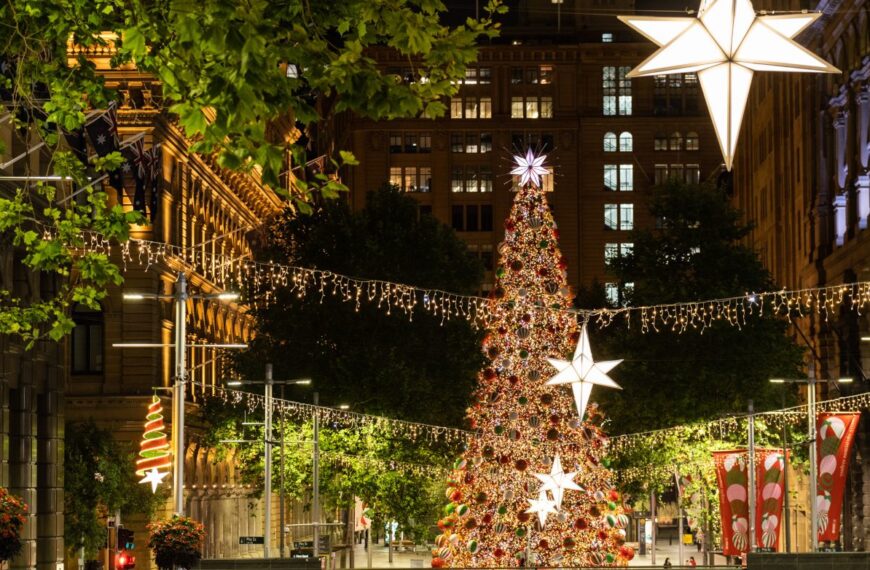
[540, 65, 553, 85]
[390, 167, 402, 188]
[605, 283, 619, 305]
[602, 33, 613, 43]
[603, 66, 616, 116]
[654, 164, 669, 185]
[619, 204, 633, 230]
[419, 133, 431, 153]
[464, 67, 478, 85]
[451, 168, 464, 192]
[480, 167, 493, 192]
[419, 167, 432, 192]
[451, 98, 463, 119]
[654, 133, 668, 151]
[465, 98, 479, 119]
[390, 166, 430, 192]
[479, 68, 492, 84]
[451, 97, 491, 119]
[669, 132, 683, 151]
[604, 164, 618, 191]
[389, 134, 402, 153]
[451, 134, 464, 153]
[670, 164, 684, 181]
[511, 97, 524, 118]
[465, 133, 479, 154]
[404, 134, 419, 153]
[604, 132, 617, 152]
[603, 66, 632, 116]
[618, 66, 632, 115]
[619, 132, 633, 152]
[541, 97, 553, 118]
[479, 98, 492, 118]
[480, 133, 492, 153]
[620, 243, 633, 256]
[619, 165, 633, 191]
[686, 132, 699, 151]
[686, 164, 700, 184]
[605, 243, 619, 263]
[525, 98, 540, 119]
[604, 204, 618, 230]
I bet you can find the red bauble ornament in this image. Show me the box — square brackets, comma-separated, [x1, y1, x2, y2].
[465, 518, 477, 530]
[482, 513, 493, 524]
[549, 414, 560, 425]
[609, 490, 620, 502]
[538, 267, 549, 277]
[517, 511, 531, 523]
[538, 539, 549, 550]
[508, 375, 519, 386]
[574, 518, 588, 530]
[514, 459, 528, 471]
[465, 473, 474, 484]
[597, 531, 608, 541]
[546, 428, 559, 441]
[431, 557, 445, 568]
[450, 490, 462, 502]
[540, 394, 554, 405]
[521, 313, 532, 323]
[494, 548, 505, 558]
[510, 260, 523, 272]
[499, 455, 510, 465]
[505, 219, 516, 232]
[498, 326, 507, 335]
[483, 368, 497, 380]
[558, 256, 568, 270]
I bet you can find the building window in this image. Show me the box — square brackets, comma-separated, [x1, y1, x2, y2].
[620, 204, 634, 230]
[452, 133, 492, 153]
[604, 164, 618, 191]
[480, 133, 492, 153]
[654, 164, 668, 185]
[619, 164, 633, 191]
[604, 132, 617, 152]
[479, 67, 492, 84]
[602, 32, 613, 42]
[605, 204, 618, 230]
[451, 134, 464, 153]
[670, 164, 684, 181]
[512, 96, 553, 119]
[669, 132, 683, 151]
[452, 166, 493, 193]
[390, 166, 430, 192]
[391, 132, 431, 153]
[654, 133, 668, 151]
[605, 242, 619, 264]
[419, 133, 432, 153]
[480, 244, 494, 270]
[451, 205, 493, 231]
[686, 131, 699, 151]
[686, 164, 700, 184]
[419, 204, 432, 218]
[452, 97, 491, 119]
[389, 134, 402, 153]
[465, 133, 479, 154]
[540, 65, 553, 85]
[603, 66, 632, 116]
[71, 304, 103, 374]
[619, 132, 633, 152]
[511, 67, 524, 85]
[654, 73, 700, 116]
[605, 282, 619, 306]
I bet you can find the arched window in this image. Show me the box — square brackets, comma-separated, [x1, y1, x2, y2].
[619, 132, 633, 152]
[686, 132, 700, 151]
[669, 131, 683, 151]
[71, 304, 103, 374]
[603, 132, 617, 152]
[654, 133, 667, 151]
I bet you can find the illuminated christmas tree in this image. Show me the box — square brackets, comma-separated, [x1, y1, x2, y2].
[433, 151, 634, 568]
[136, 395, 172, 493]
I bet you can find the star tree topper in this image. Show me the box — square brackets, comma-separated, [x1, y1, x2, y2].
[533, 454, 583, 508]
[547, 325, 622, 420]
[511, 149, 549, 188]
[618, 0, 839, 170]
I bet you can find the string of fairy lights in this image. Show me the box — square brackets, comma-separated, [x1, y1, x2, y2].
[64, 228, 870, 333]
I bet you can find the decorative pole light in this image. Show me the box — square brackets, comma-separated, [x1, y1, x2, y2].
[618, 0, 839, 169]
[136, 395, 173, 493]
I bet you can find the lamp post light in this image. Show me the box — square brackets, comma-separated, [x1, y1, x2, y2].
[115, 272, 246, 515]
[769, 376, 853, 551]
[228, 367, 311, 558]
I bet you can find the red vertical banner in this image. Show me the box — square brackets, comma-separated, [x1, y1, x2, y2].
[713, 450, 750, 556]
[815, 412, 861, 543]
[755, 449, 786, 551]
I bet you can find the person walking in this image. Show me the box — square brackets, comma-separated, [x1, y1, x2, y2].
[688, 556, 697, 567]
[663, 557, 672, 568]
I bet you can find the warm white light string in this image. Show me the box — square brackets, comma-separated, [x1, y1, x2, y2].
[65, 230, 870, 333]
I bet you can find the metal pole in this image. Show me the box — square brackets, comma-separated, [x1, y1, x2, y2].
[366, 529, 372, 569]
[173, 272, 188, 515]
[808, 379, 818, 551]
[748, 400, 756, 552]
[313, 392, 321, 560]
[650, 491, 657, 566]
[280, 383, 286, 559]
[782, 392, 792, 553]
[265, 364, 273, 559]
[675, 466, 684, 566]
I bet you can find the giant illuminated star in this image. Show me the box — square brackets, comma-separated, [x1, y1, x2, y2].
[533, 454, 583, 508]
[525, 490, 558, 528]
[618, 0, 839, 170]
[511, 149, 549, 188]
[547, 325, 622, 420]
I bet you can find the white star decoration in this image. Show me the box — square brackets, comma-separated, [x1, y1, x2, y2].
[547, 325, 622, 420]
[139, 468, 169, 493]
[533, 454, 582, 509]
[618, 0, 839, 170]
[526, 489, 558, 528]
[96, 134, 106, 145]
[511, 149, 549, 188]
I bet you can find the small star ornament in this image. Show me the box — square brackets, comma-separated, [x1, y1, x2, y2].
[526, 490, 558, 528]
[533, 454, 583, 508]
[618, 0, 839, 169]
[139, 467, 169, 493]
[511, 149, 549, 188]
[547, 325, 622, 420]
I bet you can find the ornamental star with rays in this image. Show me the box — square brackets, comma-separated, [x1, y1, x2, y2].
[618, 0, 838, 169]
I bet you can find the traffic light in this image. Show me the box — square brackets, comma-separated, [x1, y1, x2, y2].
[115, 551, 135, 570]
[118, 528, 135, 551]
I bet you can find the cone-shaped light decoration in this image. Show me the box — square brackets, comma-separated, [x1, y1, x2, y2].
[618, 0, 839, 170]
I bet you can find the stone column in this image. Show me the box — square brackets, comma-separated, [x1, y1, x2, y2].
[9, 382, 37, 570]
[1, 380, 9, 488]
[36, 374, 64, 570]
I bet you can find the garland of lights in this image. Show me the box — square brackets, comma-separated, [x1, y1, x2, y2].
[323, 451, 449, 478]
[57, 227, 870, 333]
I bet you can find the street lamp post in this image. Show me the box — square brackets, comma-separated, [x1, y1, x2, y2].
[228, 369, 311, 558]
[769, 376, 852, 551]
[115, 272, 246, 515]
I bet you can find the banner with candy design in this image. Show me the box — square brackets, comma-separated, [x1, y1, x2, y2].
[815, 412, 860, 543]
[713, 450, 750, 556]
[755, 449, 786, 551]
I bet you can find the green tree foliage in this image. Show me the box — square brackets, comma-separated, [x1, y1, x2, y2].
[0, 0, 503, 343]
[64, 421, 162, 558]
[236, 186, 485, 427]
[591, 180, 804, 433]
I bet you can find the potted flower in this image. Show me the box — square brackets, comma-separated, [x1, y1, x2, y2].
[0, 488, 28, 567]
[147, 515, 205, 570]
